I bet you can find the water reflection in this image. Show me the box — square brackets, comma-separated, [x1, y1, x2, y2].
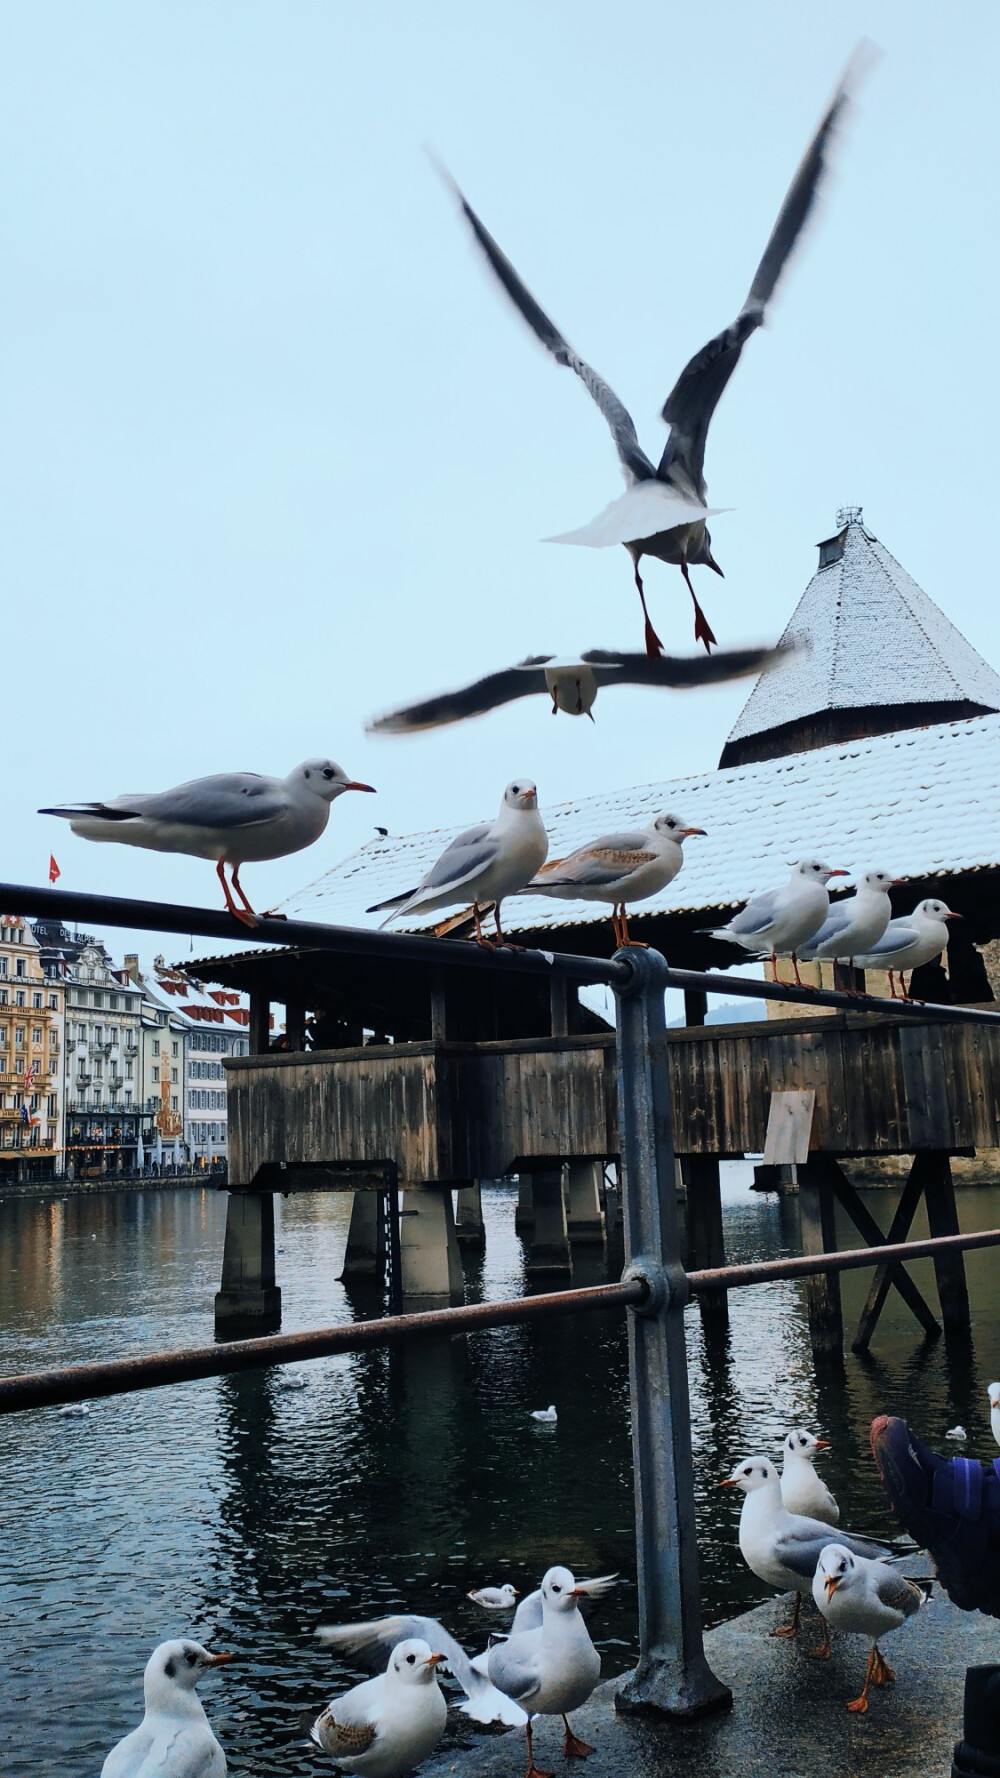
[3, 1172, 1000, 1774]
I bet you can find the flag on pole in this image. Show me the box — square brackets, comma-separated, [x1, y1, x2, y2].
[48, 856, 60, 884]
[23, 1062, 36, 1089]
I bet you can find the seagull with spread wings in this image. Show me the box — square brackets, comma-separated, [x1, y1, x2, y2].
[367, 642, 788, 732]
[434, 49, 867, 656]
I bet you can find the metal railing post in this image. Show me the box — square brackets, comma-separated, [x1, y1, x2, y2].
[613, 947, 731, 1719]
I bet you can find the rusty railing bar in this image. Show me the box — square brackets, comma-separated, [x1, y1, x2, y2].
[686, 1225, 1000, 1291]
[0, 1277, 646, 1414]
[656, 964, 1000, 1027]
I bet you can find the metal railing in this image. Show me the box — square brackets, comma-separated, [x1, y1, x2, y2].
[3, 886, 1000, 1721]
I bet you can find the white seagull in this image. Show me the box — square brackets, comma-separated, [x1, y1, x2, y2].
[721, 1456, 904, 1646]
[316, 1612, 525, 1728]
[101, 1638, 232, 1778]
[434, 54, 864, 657]
[851, 898, 961, 1000]
[530, 1405, 558, 1423]
[468, 1584, 519, 1610]
[989, 1383, 1000, 1449]
[798, 868, 898, 973]
[40, 760, 375, 927]
[366, 644, 788, 731]
[520, 814, 704, 947]
[779, 1429, 839, 1525]
[483, 1565, 605, 1776]
[812, 1544, 931, 1713]
[366, 780, 548, 946]
[308, 1637, 447, 1777]
[706, 859, 847, 983]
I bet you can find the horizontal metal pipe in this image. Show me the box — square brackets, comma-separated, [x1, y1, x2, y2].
[658, 964, 1000, 1028]
[0, 1277, 646, 1415]
[687, 1226, 1000, 1291]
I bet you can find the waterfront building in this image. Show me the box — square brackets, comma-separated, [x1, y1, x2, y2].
[61, 943, 144, 1175]
[0, 916, 66, 1182]
[121, 955, 191, 1166]
[148, 960, 252, 1169]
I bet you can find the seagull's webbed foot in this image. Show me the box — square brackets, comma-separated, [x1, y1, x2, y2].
[872, 1647, 895, 1686]
[218, 860, 259, 929]
[770, 1593, 801, 1638]
[562, 1718, 595, 1760]
[807, 1619, 832, 1659]
[846, 1648, 877, 1713]
[680, 558, 717, 654]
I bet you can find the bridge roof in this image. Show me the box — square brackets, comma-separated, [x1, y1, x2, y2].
[282, 709, 1000, 936]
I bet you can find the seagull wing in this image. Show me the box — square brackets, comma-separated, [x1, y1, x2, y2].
[367, 822, 497, 914]
[366, 660, 554, 735]
[486, 1633, 544, 1706]
[436, 161, 655, 485]
[311, 1707, 378, 1757]
[581, 643, 787, 688]
[873, 1568, 927, 1618]
[657, 52, 860, 494]
[315, 1615, 493, 1713]
[726, 888, 782, 936]
[855, 921, 921, 961]
[525, 838, 655, 892]
[41, 774, 288, 831]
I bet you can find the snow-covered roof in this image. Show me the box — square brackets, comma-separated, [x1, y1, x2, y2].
[725, 508, 1000, 747]
[282, 711, 1000, 934]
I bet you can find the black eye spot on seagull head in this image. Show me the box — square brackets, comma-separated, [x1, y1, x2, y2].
[164, 1658, 176, 1678]
[304, 769, 311, 780]
[185, 1650, 198, 1666]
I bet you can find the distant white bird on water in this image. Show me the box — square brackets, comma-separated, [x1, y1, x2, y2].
[433, 53, 866, 657]
[101, 1638, 232, 1778]
[58, 1401, 91, 1418]
[308, 1637, 447, 1777]
[366, 643, 789, 731]
[706, 860, 847, 983]
[945, 1426, 968, 1442]
[989, 1383, 1000, 1449]
[851, 899, 961, 1000]
[520, 813, 703, 948]
[468, 1583, 519, 1610]
[798, 868, 898, 973]
[366, 780, 547, 947]
[779, 1429, 838, 1525]
[40, 761, 375, 928]
[531, 1404, 558, 1423]
[812, 1544, 931, 1712]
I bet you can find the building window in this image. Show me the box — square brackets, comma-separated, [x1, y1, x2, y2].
[125, 1061, 133, 1079]
[47, 1094, 56, 1116]
[0, 959, 6, 977]
[15, 991, 25, 1008]
[32, 1029, 42, 1046]
[32, 992, 41, 1009]
[109, 993, 118, 1009]
[124, 1091, 131, 1107]
[15, 1028, 24, 1047]
[171, 1068, 177, 1084]
[172, 1041, 178, 1057]
[153, 1040, 160, 1057]
[110, 1027, 118, 1046]
[15, 960, 25, 978]
[171, 1095, 178, 1111]
[48, 995, 57, 1010]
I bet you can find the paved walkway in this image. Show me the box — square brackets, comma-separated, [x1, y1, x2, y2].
[426, 1582, 998, 1778]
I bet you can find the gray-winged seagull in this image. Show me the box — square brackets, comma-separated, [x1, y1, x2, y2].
[798, 868, 897, 977]
[520, 812, 704, 947]
[706, 859, 847, 983]
[850, 898, 960, 1000]
[812, 1544, 931, 1712]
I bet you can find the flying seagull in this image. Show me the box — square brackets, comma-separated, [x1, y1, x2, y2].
[434, 49, 866, 656]
[366, 642, 788, 733]
[40, 760, 375, 927]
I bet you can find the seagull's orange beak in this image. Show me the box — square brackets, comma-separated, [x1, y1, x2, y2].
[718, 1478, 737, 1488]
[343, 781, 377, 794]
[827, 869, 849, 877]
[680, 827, 707, 838]
[425, 1653, 445, 1667]
[945, 911, 962, 921]
[206, 1652, 234, 1666]
[824, 1575, 841, 1601]
[813, 1439, 831, 1450]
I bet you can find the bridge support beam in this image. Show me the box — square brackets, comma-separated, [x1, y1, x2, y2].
[455, 1181, 487, 1251]
[797, 1160, 844, 1357]
[683, 1154, 729, 1330]
[340, 1190, 386, 1280]
[566, 1160, 606, 1245]
[524, 1168, 572, 1277]
[514, 1174, 534, 1236]
[399, 1187, 464, 1303]
[214, 1192, 282, 1336]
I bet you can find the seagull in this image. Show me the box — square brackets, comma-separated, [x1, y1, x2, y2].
[40, 760, 375, 928]
[484, 1565, 604, 1777]
[276, 1370, 310, 1391]
[851, 899, 961, 1000]
[945, 1426, 968, 1442]
[779, 1430, 839, 1525]
[468, 1584, 519, 1610]
[308, 1638, 447, 1777]
[366, 780, 548, 946]
[520, 814, 703, 947]
[365, 643, 788, 731]
[706, 859, 847, 983]
[530, 1405, 558, 1423]
[316, 1611, 527, 1727]
[101, 1638, 232, 1778]
[434, 54, 863, 656]
[58, 1401, 91, 1418]
[720, 1456, 905, 1646]
[812, 1544, 931, 1712]
[989, 1384, 1000, 1449]
[798, 869, 898, 976]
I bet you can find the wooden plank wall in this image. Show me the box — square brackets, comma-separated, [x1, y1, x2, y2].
[225, 1014, 1000, 1183]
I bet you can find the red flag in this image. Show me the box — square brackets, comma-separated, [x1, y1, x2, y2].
[48, 855, 60, 884]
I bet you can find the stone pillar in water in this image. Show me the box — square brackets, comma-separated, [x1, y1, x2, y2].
[455, 1181, 486, 1251]
[566, 1160, 606, 1245]
[525, 1168, 572, 1277]
[399, 1187, 464, 1302]
[214, 1192, 282, 1335]
[340, 1190, 386, 1279]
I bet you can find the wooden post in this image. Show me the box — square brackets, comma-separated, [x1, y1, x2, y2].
[248, 988, 270, 1056]
[683, 1155, 728, 1329]
[285, 996, 307, 1052]
[796, 1157, 843, 1356]
[455, 1180, 487, 1251]
[921, 1151, 972, 1333]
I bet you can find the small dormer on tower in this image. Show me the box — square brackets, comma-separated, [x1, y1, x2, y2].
[719, 507, 1000, 768]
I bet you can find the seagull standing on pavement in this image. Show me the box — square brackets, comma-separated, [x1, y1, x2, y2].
[484, 1565, 604, 1777]
[366, 780, 547, 946]
[812, 1544, 931, 1713]
[851, 899, 961, 1000]
[520, 813, 704, 947]
[101, 1639, 232, 1778]
[798, 869, 897, 974]
[40, 761, 375, 928]
[706, 859, 847, 983]
[779, 1430, 839, 1525]
[365, 643, 789, 731]
[434, 53, 864, 656]
[721, 1456, 904, 1647]
[308, 1638, 448, 1777]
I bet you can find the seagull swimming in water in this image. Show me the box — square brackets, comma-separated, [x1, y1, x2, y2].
[40, 761, 375, 928]
[433, 51, 866, 656]
[101, 1638, 232, 1778]
[468, 1584, 519, 1610]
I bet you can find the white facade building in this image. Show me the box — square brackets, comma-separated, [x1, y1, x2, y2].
[150, 960, 251, 1169]
[62, 943, 144, 1174]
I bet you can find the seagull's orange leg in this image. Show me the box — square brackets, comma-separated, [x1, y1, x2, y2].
[523, 1720, 553, 1778]
[770, 1591, 802, 1637]
[610, 908, 622, 948]
[807, 1618, 832, 1659]
[217, 860, 257, 929]
[230, 865, 259, 924]
[562, 1716, 595, 1759]
[872, 1646, 895, 1686]
[629, 551, 664, 658]
[899, 971, 911, 1002]
[791, 952, 804, 987]
[680, 558, 717, 654]
[846, 1646, 878, 1713]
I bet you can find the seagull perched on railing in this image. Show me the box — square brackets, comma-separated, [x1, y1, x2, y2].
[366, 643, 788, 732]
[433, 50, 866, 656]
[705, 859, 847, 983]
[40, 761, 375, 928]
[520, 813, 704, 947]
[366, 779, 547, 946]
[851, 899, 960, 1000]
[798, 868, 897, 975]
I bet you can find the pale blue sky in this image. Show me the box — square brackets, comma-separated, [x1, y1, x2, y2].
[2, 1, 997, 957]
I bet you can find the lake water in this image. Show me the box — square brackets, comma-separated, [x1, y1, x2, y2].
[3, 1172, 1000, 1775]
